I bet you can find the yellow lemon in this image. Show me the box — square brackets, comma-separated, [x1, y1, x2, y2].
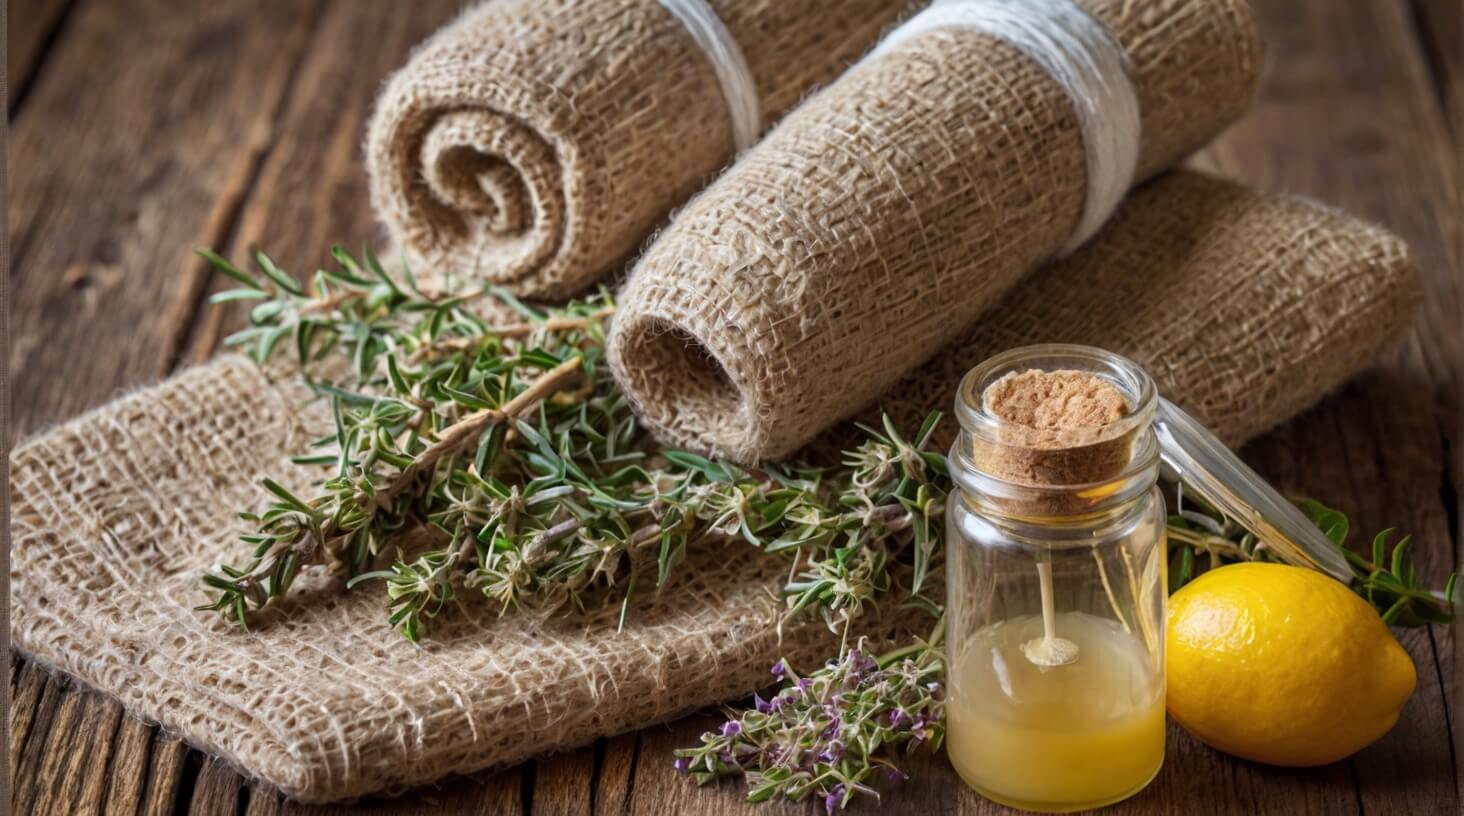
[1166, 562, 1416, 766]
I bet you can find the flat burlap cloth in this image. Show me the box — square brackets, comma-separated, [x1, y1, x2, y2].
[608, 0, 1266, 463]
[9, 171, 1417, 802]
[367, 0, 914, 299]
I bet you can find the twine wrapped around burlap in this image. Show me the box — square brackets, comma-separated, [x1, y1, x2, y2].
[608, 0, 1265, 463]
[366, 0, 914, 299]
[9, 171, 1418, 803]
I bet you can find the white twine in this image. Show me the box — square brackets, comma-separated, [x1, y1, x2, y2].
[658, 0, 761, 153]
[867, 0, 1141, 254]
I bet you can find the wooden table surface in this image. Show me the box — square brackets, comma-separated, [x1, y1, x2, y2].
[7, 0, 1460, 813]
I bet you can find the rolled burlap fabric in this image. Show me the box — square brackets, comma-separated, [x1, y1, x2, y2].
[366, 0, 914, 298]
[10, 173, 1417, 802]
[858, 169, 1423, 452]
[608, 0, 1265, 463]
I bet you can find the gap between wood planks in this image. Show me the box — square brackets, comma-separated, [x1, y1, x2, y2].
[1407, 0, 1461, 136]
[7, 0, 83, 118]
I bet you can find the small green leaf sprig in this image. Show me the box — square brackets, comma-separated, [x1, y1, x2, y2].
[196, 247, 949, 641]
[675, 628, 945, 814]
[1167, 496, 1460, 625]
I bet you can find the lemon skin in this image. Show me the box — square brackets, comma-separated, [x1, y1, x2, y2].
[1166, 562, 1416, 766]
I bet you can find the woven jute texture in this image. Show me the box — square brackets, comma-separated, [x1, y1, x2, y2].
[859, 170, 1422, 453]
[10, 171, 1417, 803]
[367, 0, 914, 299]
[608, 0, 1265, 463]
[9, 359, 892, 802]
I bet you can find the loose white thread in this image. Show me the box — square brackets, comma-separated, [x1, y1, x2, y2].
[867, 0, 1141, 254]
[658, 0, 761, 152]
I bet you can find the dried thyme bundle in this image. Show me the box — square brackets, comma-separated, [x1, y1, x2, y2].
[197, 247, 946, 642]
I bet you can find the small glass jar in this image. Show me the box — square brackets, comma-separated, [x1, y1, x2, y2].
[944, 345, 1167, 813]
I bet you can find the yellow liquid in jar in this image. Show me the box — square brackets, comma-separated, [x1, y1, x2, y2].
[946, 611, 1165, 812]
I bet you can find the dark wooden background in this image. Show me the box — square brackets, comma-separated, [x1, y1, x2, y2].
[8, 0, 1460, 813]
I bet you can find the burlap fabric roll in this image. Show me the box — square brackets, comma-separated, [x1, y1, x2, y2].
[608, 0, 1265, 463]
[867, 171, 1422, 452]
[366, 0, 914, 298]
[9, 172, 1417, 802]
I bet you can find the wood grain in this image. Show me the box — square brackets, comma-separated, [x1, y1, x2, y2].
[6, 0, 1461, 813]
[7, 0, 324, 441]
[7, 0, 75, 112]
[180, 0, 464, 365]
[1412, 0, 1461, 135]
[247, 768, 524, 816]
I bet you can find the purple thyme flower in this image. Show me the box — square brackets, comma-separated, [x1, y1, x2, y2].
[849, 649, 878, 678]
[754, 692, 771, 713]
[888, 708, 912, 728]
[908, 713, 932, 747]
[771, 659, 788, 680]
[821, 717, 842, 741]
[673, 757, 691, 774]
[825, 783, 846, 815]
[818, 742, 845, 765]
[720, 720, 742, 738]
[797, 677, 813, 694]
[883, 766, 910, 785]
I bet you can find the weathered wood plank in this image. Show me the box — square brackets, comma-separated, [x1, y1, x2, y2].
[182, 0, 466, 365]
[246, 768, 524, 816]
[10, 674, 129, 815]
[102, 718, 164, 816]
[7, 0, 323, 442]
[591, 734, 640, 815]
[7, 0, 76, 112]
[9, 657, 52, 790]
[138, 737, 190, 816]
[11, 666, 72, 815]
[8, 0, 325, 812]
[1412, 0, 1461, 134]
[533, 748, 596, 816]
[188, 756, 248, 814]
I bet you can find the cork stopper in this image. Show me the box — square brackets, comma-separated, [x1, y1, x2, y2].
[972, 369, 1135, 488]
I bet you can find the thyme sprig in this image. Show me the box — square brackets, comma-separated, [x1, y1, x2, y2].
[197, 247, 948, 641]
[1168, 496, 1461, 625]
[675, 628, 945, 814]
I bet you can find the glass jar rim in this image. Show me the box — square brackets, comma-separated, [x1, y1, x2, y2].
[954, 343, 1158, 450]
